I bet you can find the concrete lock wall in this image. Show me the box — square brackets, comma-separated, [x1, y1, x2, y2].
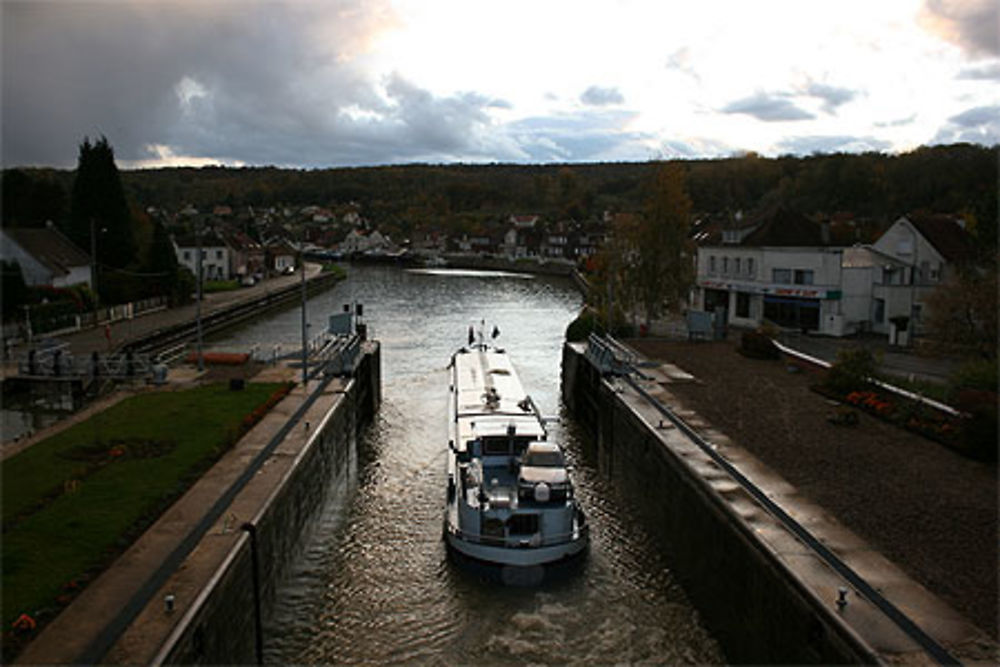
[561, 343, 872, 665]
[162, 348, 380, 664]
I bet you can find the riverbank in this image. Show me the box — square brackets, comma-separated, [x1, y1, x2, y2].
[626, 338, 997, 640]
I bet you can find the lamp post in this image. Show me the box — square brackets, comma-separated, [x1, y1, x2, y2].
[300, 231, 308, 386]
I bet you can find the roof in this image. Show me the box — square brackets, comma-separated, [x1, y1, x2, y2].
[4, 227, 90, 276]
[173, 232, 229, 248]
[741, 207, 832, 247]
[903, 213, 975, 264]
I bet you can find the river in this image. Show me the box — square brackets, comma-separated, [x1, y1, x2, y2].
[206, 263, 723, 664]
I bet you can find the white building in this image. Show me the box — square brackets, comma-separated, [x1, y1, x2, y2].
[691, 210, 972, 340]
[173, 233, 233, 281]
[1, 226, 93, 289]
[340, 229, 391, 254]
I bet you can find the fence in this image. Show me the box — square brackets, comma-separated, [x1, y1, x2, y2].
[16, 297, 169, 342]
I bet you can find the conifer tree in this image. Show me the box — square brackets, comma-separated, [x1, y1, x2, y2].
[67, 136, 136, 273]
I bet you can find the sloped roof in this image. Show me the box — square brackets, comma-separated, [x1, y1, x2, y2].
[904, 213, 975, 263]
[4, 227, 90, 276]
[741, 207, 830, 247]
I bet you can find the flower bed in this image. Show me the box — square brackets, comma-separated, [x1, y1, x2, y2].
[841, 388, 959, 444]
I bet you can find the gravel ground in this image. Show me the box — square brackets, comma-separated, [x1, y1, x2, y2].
[627, 338, 998, 640]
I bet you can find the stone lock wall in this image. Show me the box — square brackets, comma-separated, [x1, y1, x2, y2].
[561, 343, 873, 664]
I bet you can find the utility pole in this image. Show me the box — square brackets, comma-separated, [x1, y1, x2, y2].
[89, 217, 99, 297]
[196, 222, 205, 372]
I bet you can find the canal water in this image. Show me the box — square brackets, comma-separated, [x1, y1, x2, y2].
[208, 264, 723, 664]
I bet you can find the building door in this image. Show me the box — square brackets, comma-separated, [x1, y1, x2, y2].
[763, 296, 820, 331]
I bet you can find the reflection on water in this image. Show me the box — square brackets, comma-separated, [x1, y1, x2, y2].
[218, 265, 721, 664]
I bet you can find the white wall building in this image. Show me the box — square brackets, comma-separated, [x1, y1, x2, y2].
[173, 233, 232, 281]
[1, 226, 93, 289]
[691, 210, 972, 340]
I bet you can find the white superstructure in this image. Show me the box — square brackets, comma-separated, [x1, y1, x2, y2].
[444, 341, 588, 569]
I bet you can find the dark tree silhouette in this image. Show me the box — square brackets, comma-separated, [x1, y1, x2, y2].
[67, 136, 136, 273]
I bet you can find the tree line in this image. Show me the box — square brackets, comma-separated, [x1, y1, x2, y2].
[4, 143, 996, 243]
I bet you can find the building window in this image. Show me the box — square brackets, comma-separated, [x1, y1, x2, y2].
[216, 250, 223, 259]
[736, 292, 750, 318]
[772, 268, 791, 284]
[794, 269, 814, 285]
[709, 256, 716, 273]
[874, 298, 885, 323]
[734, 258, 741, 275]
[747, 258, 755, 278]
[183, 251, 190, 261]
[722, 257, 729, 274]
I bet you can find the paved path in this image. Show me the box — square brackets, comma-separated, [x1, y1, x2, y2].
[13, 264, 322, 359]
[645, 312, 962, 386]
[776, 331, 962, 385]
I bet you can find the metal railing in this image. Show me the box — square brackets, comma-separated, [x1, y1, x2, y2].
[583, 333, 959, 665]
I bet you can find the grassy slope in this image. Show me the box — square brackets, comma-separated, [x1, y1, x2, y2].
[2, 382, 284, 628]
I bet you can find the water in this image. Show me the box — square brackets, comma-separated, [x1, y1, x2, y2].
[211, 264, 723, 664]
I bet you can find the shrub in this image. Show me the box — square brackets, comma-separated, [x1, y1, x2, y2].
[739, 330, 779, 359]
[566, 309, 602, 342]
[825, 346, 877, 395]
[949, 359, 998, 397]
[953, 389, 998, 461]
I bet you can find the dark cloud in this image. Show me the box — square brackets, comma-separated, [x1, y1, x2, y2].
[919, 0, 999, 57]
[0, 1, 520, 168]
[932, 104, 1000, 145]
[775, 135, 892, 154]
[875, 114, 918, 128]
[580, 86, 624, 107]
[721, 93, 815, 122]
[803, 82, 858, 114]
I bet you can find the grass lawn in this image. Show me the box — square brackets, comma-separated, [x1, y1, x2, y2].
[1, 382, 287, 639]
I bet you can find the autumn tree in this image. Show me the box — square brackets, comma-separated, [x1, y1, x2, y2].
[924, 262, 998, 360]
[632, 162, 693, 327]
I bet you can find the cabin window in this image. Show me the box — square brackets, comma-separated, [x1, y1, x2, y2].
[523, 450, 564, 467]
[508, 514, 539, 535]
[483, 439, 509, 456]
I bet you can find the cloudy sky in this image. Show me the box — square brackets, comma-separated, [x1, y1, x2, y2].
[2, 0, 997, 169]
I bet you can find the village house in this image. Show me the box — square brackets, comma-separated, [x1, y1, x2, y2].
[265, 240, 297, 273]
[173, 232, 233, 281]
[339, 228, 391, 255]
[691, 209, 974, 341]
[1, 225, 93, 289]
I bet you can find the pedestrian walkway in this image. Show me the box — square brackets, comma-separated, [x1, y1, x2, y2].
[9, 264, 322, 359]
[643, 312, 962, 385]
[777, 331, 962, 385]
